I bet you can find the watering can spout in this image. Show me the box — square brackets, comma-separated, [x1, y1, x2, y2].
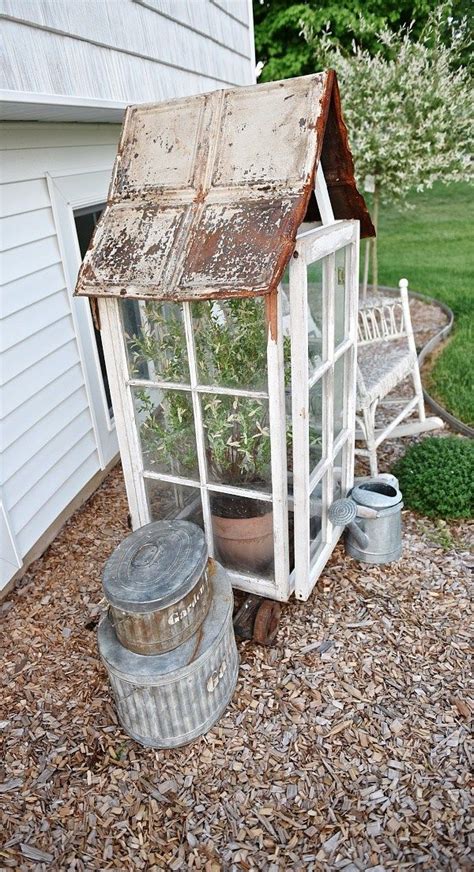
[328, 498, 372, 550]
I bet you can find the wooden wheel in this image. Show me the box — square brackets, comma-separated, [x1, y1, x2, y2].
[252, 600, 281, 646]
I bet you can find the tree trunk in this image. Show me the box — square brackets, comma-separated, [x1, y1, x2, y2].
[371, 182, 380, 294]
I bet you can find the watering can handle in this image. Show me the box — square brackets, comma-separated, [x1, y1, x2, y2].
[355, 505, 378, 519]
[346, 519, 370, 550]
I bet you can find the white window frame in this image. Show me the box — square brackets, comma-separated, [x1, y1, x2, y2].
[47, 171, 118, 468]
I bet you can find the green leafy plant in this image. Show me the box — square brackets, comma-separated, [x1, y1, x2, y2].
[393, 436, 474, 518]
[253, 1, 473, 83]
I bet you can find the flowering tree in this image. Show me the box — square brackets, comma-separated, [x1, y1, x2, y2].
[304, 8, 473, 291]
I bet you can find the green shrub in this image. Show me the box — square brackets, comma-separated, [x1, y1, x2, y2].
[393, 436, 474, 519]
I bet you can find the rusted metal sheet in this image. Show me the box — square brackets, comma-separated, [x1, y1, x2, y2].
[75, 71, 374, 302]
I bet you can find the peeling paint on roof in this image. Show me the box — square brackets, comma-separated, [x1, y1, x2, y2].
[75, 71, 374, 302]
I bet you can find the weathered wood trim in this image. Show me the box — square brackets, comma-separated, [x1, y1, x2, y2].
[267, 288, 290, 600]
[290, 247, 310, 598]
[98, 298, 149, 529]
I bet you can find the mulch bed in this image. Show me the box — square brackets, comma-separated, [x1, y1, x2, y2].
[2, 298, 472, 871]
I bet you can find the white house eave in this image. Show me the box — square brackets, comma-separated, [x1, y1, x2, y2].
[0, 90, 131, 123]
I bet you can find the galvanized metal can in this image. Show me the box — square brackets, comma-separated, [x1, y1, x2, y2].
[346, 477, 403, 564]
[102, 520, 211, 655]
[98, 562, 238, 748]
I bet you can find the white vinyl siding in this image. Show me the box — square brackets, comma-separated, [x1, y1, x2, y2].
[0, 0, 254, 103]
[12, 446, 100, 557]
[0, 129, 118, 581]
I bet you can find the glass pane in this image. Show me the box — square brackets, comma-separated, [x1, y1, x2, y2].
[210, 492, 274, 579]
[309, 378, 323, 472]
[307, 260, 323, 371]
[309, 475, 324, 563]
[122, 299, 189, 383]
[333, 355, 346, 441]
[201, 393, 271, 490]
[132, 386, 198, 478]
[192, 298, 268, 391]
[334, 248, 346, 347]
[145, 479, 203, 526]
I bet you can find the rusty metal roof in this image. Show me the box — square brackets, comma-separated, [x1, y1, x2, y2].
[75, 71, 374, 302]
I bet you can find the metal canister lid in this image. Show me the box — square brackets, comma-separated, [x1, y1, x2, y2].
[98, 562, 233, 680]
[351, 479, 402, 510]
[102, 521, 208, 614]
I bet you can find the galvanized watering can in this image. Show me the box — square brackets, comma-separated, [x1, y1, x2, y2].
[329, 475, 403, 565]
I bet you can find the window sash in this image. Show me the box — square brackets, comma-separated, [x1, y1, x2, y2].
[290, 220, 359, 601]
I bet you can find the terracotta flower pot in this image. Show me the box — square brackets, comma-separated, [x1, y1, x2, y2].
[212, 510, 274, 571]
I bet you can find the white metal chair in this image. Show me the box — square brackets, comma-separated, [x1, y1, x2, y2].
[355, 279, 443, 475]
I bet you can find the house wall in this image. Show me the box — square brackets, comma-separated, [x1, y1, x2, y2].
[1, 124, 121, 590]
[0, 0, 255, 592]
[0, 0, 255, 103]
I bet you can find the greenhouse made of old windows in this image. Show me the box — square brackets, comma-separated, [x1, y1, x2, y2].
[75, 71, 375, 602]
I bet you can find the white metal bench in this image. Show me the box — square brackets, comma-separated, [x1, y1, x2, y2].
[355, 279, 443, 475]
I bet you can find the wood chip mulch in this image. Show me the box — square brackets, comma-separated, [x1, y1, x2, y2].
[2, 462, 472, 871]
[2, 299, 471, 871]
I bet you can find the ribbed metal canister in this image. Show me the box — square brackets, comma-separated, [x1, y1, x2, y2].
[102, 520, 211, 655]
[98, 562, 238, 748]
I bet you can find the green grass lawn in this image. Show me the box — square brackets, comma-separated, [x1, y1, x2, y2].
[374, 181, 473, 427]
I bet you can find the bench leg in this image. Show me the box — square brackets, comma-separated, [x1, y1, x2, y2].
[411, 365, 426, 422]
[357, 403, 379, 476]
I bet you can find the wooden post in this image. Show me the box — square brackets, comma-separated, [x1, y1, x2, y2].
[371, 182, 380, 293]
[362, 239, 370, 300]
